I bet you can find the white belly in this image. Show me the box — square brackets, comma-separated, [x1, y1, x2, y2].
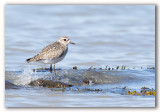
[38, 57, 64, 64]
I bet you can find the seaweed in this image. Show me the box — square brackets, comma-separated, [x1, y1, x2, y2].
[73, 66, 77, 70]
[87, 66, 93, 71]
[126, 87, 155, 96]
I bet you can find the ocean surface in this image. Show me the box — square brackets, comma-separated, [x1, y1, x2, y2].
[5, 5, 155, 107]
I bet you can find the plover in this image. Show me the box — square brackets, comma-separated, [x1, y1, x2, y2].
[26, 36, 75, 80]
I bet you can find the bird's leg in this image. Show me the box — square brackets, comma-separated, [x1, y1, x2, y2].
[53, 64, 58, 81]
[50, 64, 53, 80]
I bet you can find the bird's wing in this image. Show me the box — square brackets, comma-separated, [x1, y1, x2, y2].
[33, 42, 65, 61]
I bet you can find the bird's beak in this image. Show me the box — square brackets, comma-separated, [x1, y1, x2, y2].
[69, 41, 75, 45]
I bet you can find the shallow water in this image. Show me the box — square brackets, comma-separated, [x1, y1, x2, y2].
[5, 69, 155, 107]
[5, 89, 154, 107]
[5, 5, 155, 107]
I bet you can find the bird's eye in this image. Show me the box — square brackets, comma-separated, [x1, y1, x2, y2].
[64, 39, 66, 41]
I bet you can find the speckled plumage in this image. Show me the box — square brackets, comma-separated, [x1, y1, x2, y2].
[26, 36, 74, 64]
[27, 42, 67, 64]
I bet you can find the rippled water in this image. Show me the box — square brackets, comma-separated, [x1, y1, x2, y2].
[5, 69, 155, 107]
[5, 5, 155, 107]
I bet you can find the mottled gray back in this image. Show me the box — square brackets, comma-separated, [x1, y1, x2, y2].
[31, 41, 67, 61]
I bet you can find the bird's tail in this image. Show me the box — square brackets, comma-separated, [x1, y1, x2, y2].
[26, 58, 34, 63]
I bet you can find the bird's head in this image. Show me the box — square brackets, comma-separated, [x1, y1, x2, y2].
[58, 36, 75, 45]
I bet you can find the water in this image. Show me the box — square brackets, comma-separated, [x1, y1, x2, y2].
[5, 69, 155, 107]
[5, 5, 155, 107]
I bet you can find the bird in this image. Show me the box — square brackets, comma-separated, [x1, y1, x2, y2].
[26, 36, 75, 80]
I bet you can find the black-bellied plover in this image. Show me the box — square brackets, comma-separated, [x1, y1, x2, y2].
[26, 36, 75, 80]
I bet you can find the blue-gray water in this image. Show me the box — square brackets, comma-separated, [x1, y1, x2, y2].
[5, 5, 155, 107]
